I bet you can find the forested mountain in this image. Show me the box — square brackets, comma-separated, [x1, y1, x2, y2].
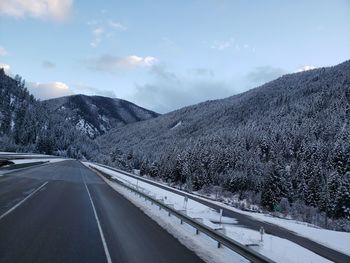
[1, 60, 349, 229]
[0, 69, 35, 139]
[0, 68, 98, 158]
[43, 95, 159, 138]
[97, 60, 350, 226]
[0, 69, 158, 158]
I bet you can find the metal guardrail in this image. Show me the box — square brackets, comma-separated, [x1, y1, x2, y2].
[0, 153, 65, 160]
[91, 165, 275, 263]
[93, 163, 208, 208]
[0, 161, 49, 171]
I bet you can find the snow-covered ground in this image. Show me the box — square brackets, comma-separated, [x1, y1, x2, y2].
[85, 162, 342, 263]
[0, 152, 54, 157]
[0, 157, 68, 176]
[10, 158, 66, 164]
[219, 205, 350, 257]
[224, 226, 332, 263]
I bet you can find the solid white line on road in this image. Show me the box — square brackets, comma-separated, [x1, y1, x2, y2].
[84, 180, 112, 263]
[0, 181, 48, 221]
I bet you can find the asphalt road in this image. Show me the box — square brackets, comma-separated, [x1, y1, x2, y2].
[97, 164, 350, 263]
[0, 160, 204, 263]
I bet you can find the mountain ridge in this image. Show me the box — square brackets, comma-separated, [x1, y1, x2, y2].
[0, 69, 159, 157]
[43, 94, 159, 138]
[95, 60, 350, 225]
[1, 60, 349, 225]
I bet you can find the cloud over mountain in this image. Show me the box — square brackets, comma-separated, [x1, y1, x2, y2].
[0, 0, 73, 21]
[83, 54, 158, 73]
[28, 81, 73, 100]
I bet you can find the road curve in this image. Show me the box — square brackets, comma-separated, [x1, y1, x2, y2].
[0, 160, 204, 263]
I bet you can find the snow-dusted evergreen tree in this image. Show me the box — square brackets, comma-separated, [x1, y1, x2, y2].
[261, 164, 283, 211]
[335, 172, 350, 219]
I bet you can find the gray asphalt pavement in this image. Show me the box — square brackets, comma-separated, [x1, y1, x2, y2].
[0, 160, 204, 263]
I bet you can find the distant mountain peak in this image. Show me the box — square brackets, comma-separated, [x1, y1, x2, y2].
[43, 94, 159, 138]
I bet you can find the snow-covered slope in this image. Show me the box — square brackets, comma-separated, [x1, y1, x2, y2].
[96, 60, 350, 227]
[43, 94, 159, 138]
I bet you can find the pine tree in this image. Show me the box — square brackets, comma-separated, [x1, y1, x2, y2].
[261, 165, 283, 211]
[335, 172, 350, 219]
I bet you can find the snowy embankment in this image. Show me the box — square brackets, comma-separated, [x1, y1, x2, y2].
[0, 152, 54, 157]
[85, 162, 344, 263]
[220, 204, 350, 257]
[0, 155, 68, 176]
[190, 191, 350, 257]
[10, 158, 66, 164]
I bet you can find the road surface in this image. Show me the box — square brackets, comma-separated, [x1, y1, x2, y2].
[0, 160, 204, 263]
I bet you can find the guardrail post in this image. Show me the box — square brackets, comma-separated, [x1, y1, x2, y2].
[260, 226, 265, 242]
[195, 229, 199, 235]
[217, 241, 221, 248]
[183, 196, 188, 210]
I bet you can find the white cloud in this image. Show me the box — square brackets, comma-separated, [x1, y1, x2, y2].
[0, 46, 8, 56]
[109, 20, 127, 31]
[0, 62, 70, 99]
[126, 55, 158, 67]
[28, 81, 73, 100]
[83, 54, 158, 72]
[0, 0, 73, 21]
[297, 65, 317, 72]
[89, 19, 127, 47]
[0, 63, 11, 75]
[210, 38, 255, 52]
[90, 27, 105, 47]
[211, 37, 235, 50]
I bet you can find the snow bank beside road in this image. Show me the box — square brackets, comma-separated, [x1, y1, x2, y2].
[11, 158, 67, 164]
[0, 152, 54, 157]
[225, 206, 350, 256]
[0, 157, 69, 176]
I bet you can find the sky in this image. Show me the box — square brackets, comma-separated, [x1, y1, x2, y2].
[0, 0, 349, 113]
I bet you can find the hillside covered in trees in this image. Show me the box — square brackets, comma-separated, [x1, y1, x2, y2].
[0, 68, 98, 158]
[43, 94, 159, 139]
[97, 60, 350, 229]
[0, 69, 159, 158]
[1, 60, 349, 230]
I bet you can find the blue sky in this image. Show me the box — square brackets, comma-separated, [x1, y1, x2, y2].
[0, 0, 349, 113]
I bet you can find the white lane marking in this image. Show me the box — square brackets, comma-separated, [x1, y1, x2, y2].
[84, 180, 112, 263]
[0, 181, 48, 220]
